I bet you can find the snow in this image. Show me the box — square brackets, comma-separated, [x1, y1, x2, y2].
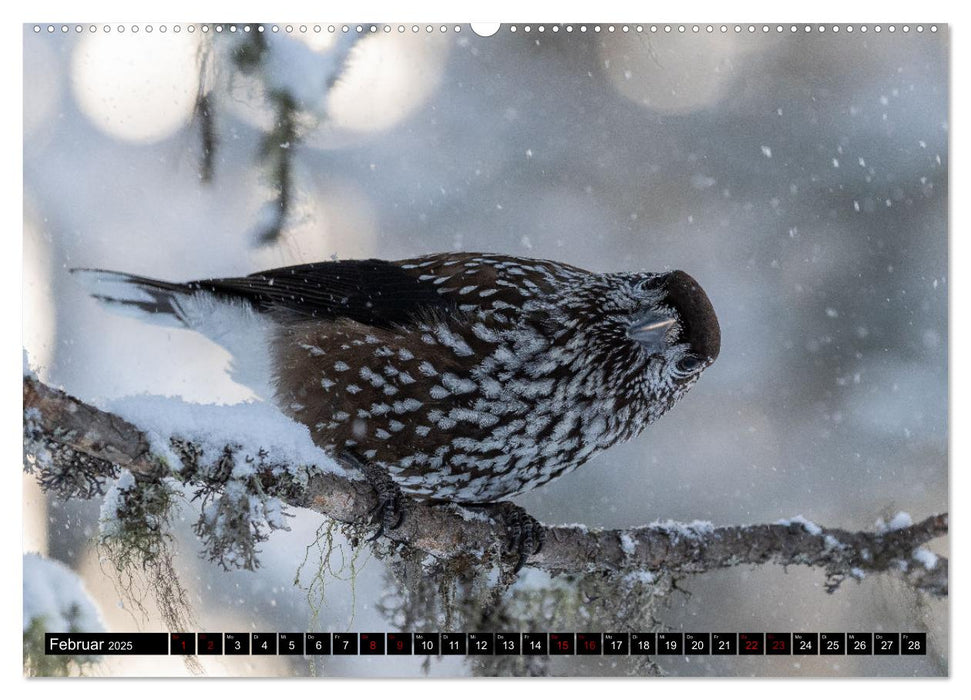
[107, 394, 340, 475]
[912, 547, 938, 570]
[649, 519, 715, 539]
[623, 570, 656, 586]
[23, 553, 104, 634]
[876, 511, 913, 533]
[99, 469, 137, 539]
[619, 532, 637, 556]
[823, 535, 845, 551]
[261, 31, 360, 109]
[888, 511, 913, 530]
[776, 515, 823, 536]
[23, 348, 37, 379]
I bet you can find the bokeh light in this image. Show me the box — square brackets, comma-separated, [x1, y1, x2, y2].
[71, 30, 201, 143]
[327, 32, 449, 133]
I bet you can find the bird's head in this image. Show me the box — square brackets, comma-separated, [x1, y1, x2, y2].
[554, 269, 720, 416]
[624, 269, 720, 379]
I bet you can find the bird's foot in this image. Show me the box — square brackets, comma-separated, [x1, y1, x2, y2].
[468, 501, 546, 573]
[340, 451, 405, 541]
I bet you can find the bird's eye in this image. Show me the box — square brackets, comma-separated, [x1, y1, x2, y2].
[676, 355, 705, 374]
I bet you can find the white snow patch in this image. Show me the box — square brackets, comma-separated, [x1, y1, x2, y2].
[876, 511, 913, 533]
[912, 547, 938, 570]
[650, 519, 714, 539]
[849, 567, 866, 580]
[23, 553, 104, 634]
[262, 497, 290, 531]
[619, 532, 637, 556]
[23, 348, 37, 379]
[777, 515, 823, 536]
[262, 31, 360, 109]
[455, 507, 493, 524]
[888, 512, 913, 530]
[99, 470, 137, 539]
[108, 395, 339, 474]
[623, 570, 656, 586]
[823, 535, 845, 551]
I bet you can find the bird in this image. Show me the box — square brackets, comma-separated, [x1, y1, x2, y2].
[74, 252, 720, 568]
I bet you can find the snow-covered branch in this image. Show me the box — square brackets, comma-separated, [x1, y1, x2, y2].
[22, 376, 948, 596]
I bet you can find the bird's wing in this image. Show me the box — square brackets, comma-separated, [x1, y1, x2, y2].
[182, 258, 448, 329]
[395, 252, 588, 311]
[189, 253, 589, 328]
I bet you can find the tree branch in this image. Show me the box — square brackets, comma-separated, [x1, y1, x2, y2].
[22, 376, 948, 596]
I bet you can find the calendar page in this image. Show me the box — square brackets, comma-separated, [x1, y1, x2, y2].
[22, 21, 948, 678]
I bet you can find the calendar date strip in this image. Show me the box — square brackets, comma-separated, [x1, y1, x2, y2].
[45, 631, 928, 657]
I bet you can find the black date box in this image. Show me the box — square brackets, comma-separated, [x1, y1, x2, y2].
[333, 632, 358, 655]
[848, 633, 872, 655]
[603, 633, 629, 655]
[441, 633, 466, 655]
[712, 633, 737, 655]
[739, 633, 764, 655]
[793, 633, 818, 655]
[523, 633, 548, 655]
[577, 633, 603, 655]
[197, 633, 222, 655]
[279, 633, 303, 655]
[874, 633, 899, 655]
[306, 633, 331, 655]
[170, 633, 195, 656]
[684, 633, 710, 655]
[821, 633, 846, 655]
[902, 633, 927, 655]
[414, 633, 439, 655]
[550, 633, 575, 655]
[766, 633, 791, 655]
[225, 633, 249, 655]
[657, 632, 683, 655]
[468, 633, 494, 655]
[387, 633, 412, 655]
[631, 633, 656, 655]
[251, 633, 276, 655]
[360, 633, 385, 655]
[496, 633, 521, 655]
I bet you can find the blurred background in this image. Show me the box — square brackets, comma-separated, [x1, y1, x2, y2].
[23, 23, 947, 676]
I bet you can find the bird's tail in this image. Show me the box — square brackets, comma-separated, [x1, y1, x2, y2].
[72, 268, 277, 398]
[70, 268, 194, 329]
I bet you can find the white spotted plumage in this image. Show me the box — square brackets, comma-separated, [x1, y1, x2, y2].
[78, 252, 718, 503]
[269, 254, 719, 501]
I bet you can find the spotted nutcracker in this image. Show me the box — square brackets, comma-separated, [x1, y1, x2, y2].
[75, 252, 720, 568]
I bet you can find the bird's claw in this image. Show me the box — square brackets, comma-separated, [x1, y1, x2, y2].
[367, 487, 406, 542]
[478, 501, 545, 573]
[341, 451, 406, 541]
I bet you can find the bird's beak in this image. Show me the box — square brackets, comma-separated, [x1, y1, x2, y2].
[628, 313, 676, 353]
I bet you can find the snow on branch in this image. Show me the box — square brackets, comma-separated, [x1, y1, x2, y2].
[22, 375, 948, 596]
